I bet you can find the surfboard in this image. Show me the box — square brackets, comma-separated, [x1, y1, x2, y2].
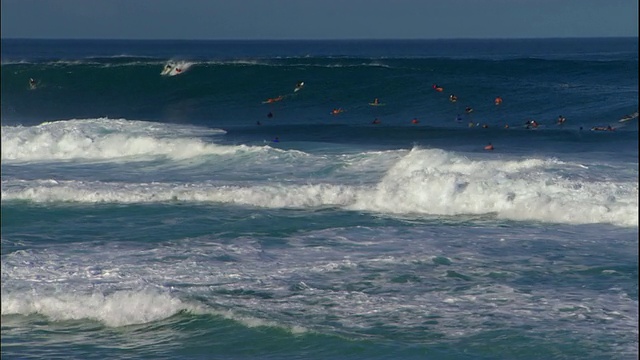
[369, 103, 385, 106]
[619, 111, 638, 122]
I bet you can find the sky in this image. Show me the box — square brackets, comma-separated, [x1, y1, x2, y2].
[1, 0, 638, 40]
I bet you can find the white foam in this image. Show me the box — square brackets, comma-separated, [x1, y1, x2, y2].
[161, 61, 194, 76]
[1, 130, 637, 227]
[349, 148, 638, 227]
[1, 118, 237, 162]
[1, 227, 636, 339]
[0, 289, 197, 327]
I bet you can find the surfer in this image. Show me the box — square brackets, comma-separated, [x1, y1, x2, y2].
[372, 118, 381, 125]
[432, 84, 443, 92]
[294, 81, 305, 92]
[619, 111, 639, 122]
[556, 115, 566, 125]
[411, 118, 419, 124]
[331, 108, 344, 115]
[29, 78, 37, 89]
[494, 97, 503, 105]
[449, 94, 458, 102]
[465, 106, 474, 114]
[264, 95, 284, 104]
[524, 120, 539, 129]
[267, 112, 273, 118]
[591, 125, 615, 131]
[372, 98, 380, 105]
[484, 143, 494, 151]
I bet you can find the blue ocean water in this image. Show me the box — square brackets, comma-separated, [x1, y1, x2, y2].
[1, 38, 638, 359]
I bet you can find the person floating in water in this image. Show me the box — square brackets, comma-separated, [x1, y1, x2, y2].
[29, 78, 37, 89]
[272, 136, 280, 142]
[267, 112, 273, 118]
[411, 118, 419, 124]
[494, 97, 503, 105]
[524, 120, 539, 129]
[556, 115, 566, 125]
[449, 94, 458, 102]
[331, 108, 344, 115]
[484, 143, 494, 150]
[432, 84, 444, 92]
[465, 106, 474, 114]
[372, 118, 381, 124]
[455, 114, 463, 122]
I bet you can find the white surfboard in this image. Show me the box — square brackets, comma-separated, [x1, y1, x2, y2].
[619, 111, 638, 123]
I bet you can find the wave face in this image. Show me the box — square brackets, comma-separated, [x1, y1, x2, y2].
[2, 39, 638, 129]
[1, 39, 638, 360]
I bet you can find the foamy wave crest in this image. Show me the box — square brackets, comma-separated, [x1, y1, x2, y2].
[350, 148, 638, 227]
[0, 179, 359, 207]
[1, 146, 636, 227]
[0, 289, 199, 327]
[162, 60, 195, 76]
[0, 118, 244, 162]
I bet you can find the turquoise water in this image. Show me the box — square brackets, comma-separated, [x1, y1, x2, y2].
[1, 38, 638, 359]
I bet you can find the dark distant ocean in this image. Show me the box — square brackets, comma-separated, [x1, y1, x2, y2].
[1, 38, 638, 360]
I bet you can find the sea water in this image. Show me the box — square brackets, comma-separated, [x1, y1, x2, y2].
[1, 38, 638, 359]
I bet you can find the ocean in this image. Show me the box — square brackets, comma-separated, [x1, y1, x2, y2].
[1, 38, 638, 359]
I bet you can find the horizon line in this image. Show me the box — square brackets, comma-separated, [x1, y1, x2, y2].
[1, 36, 638, 42]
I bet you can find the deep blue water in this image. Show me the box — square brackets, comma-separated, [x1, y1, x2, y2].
[1, 38, 638, 360]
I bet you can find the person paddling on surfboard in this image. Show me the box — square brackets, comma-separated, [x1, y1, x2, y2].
[263, 95, 284, 104]
[29, 78, 37, 89]
[294, 81, 305, 92]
